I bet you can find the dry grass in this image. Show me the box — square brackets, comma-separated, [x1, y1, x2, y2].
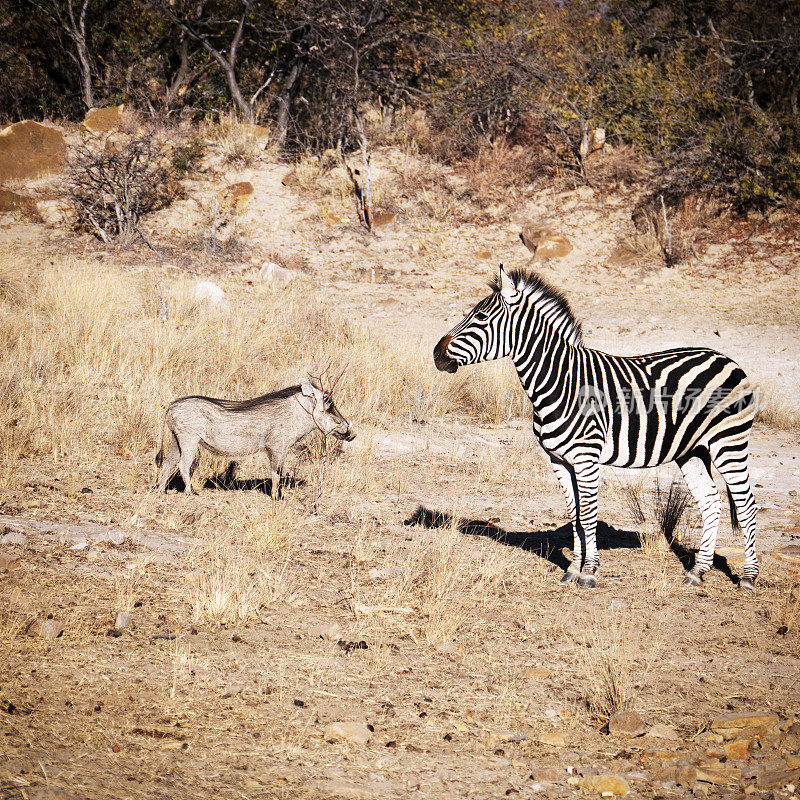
[209, 112, 271, 165]
[755, 383, 800, 431]
[576, 613, 658, 723]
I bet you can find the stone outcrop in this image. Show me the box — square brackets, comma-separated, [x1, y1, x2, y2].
[0, 120, 66, 182]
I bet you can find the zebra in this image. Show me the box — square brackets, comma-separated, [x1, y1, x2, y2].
[433, 264, 759, 591]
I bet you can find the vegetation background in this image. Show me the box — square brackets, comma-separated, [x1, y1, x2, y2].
[3, 0, 800, 211]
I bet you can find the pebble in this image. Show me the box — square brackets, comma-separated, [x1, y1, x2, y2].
[25, 617, 64, 639]
[724, 739, 753, 759]
[578, 774, 630, 796]
[609, 710, 648, 738]
[324, 721, 372, 746]
[710, 711, 780, 739]
[695, 765, 742, 786]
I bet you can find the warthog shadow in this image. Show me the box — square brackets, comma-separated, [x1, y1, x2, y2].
[162, 471, 306, 495]
[404, 505, 740, 584]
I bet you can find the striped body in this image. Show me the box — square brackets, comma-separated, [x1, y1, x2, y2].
[434, 267, 758, 589]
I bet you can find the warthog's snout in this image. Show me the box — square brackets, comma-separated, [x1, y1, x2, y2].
[433, 334, 458, 373]
[338, 428, 356, 442]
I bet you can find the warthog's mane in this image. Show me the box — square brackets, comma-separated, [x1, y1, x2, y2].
[188, 384, 302, 412]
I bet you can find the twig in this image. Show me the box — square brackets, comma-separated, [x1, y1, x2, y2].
[314, 434, 328, 514]
[660, 194, 672, 258]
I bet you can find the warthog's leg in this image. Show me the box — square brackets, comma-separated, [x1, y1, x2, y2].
[157, 431, 181, 493]
[177, 435, 200, 494]
[269, 452, 285, 500]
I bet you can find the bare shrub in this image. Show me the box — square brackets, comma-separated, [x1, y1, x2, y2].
[68, 127, 178, 242]
[210, 113, 269, 166]
[653, 478, 691, 543]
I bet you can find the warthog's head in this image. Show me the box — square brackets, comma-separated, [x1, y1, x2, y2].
[299, 376, 355, 441]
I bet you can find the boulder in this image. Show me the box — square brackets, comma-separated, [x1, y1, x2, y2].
[0, 120, 66, 182]
[258, 261, 294, 288]
[81, 105, 125, 134]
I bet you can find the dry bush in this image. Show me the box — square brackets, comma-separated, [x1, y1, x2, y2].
[68, 126, 179, 242]
[772, 579, 800, 641]
[210, 113, 270, 166]
[653, 478, 691, 544]
[585, 144, 648, 192]
[576, 614, 657, 722]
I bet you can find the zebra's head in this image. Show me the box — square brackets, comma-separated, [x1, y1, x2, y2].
[434, 264, 520, 373]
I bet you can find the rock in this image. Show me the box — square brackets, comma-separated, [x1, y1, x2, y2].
[609, 599, 627, 612]
[371, 211, 397, 228]
[645, 723, 680, 740]
[590, 128, 606, 153]
[710, 711, 780, 739]
[114, 611, 132, 630]
[0, 189, 40, 220]
[772, 545, 800, 569]
[258, 261, 294, 288]
[524, 666, 551, 679]
[534, 234, 573, 261]
[696, 731, 724, 745]
[82, 104, 126, 134]
[324, 721, 372, 746]
[1, 530, 27, 547]
[519, 222, 555, 253]
[695, 766, 742, 786]
[788, 755, 800, 770]
[194, 281, 227, 309]
[310, 622, 342, 642]
[25, 617, 64, 639]
[281, 170, 299, 187]
[578, 774, 630, 796]
[220, 181, 254, 212]
[609, 710, 648, 738]
[756, 768, 800, 789]
[0, 120, 66, 182]
[0, 553, 20, 570]
[675, 766, 698, 789]
[537, 731, 566, 747]
[724, 739, 753, 760]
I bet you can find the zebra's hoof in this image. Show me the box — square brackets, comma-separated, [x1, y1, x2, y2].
[560, 570, 580, 584]
[739, 578, 756, 593]
[683, 571, 703, 587]
[577, 573, 597, 589]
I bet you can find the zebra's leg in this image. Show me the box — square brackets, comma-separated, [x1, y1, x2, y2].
[548, 458, 582, 583]
[677, 451, 720, 586]
[573, 458, 601, 589]
[710, 443, 759, 591]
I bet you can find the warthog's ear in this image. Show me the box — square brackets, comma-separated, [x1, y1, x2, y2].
[498, 263, 517, 301]
[308, 374, 324, 392]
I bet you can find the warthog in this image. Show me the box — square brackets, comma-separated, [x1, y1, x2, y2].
[155, 376, 355, 498]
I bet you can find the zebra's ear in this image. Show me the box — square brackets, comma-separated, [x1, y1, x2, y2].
[498, 264, 516, 300]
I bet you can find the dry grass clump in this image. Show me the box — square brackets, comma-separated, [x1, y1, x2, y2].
[209, 113, 270, 165]
[771, 579, 800, 653]
[576, 613, 658, 722]
[755, 383, 800, 431]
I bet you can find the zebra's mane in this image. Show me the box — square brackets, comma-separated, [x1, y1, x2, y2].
[490, 269, 583, 346]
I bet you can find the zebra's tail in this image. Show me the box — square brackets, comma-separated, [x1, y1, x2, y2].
[726, 485, 741, 533]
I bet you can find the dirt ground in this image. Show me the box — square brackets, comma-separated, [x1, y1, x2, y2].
[0, 143, 799, 800]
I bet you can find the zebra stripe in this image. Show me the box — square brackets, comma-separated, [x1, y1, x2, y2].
[433, 265, 758, 590]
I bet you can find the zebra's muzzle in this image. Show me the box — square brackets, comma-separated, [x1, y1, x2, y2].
[433, 335, 458, 373]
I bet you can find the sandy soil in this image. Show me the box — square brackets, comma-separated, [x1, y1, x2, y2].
[0, 146, 798, 800]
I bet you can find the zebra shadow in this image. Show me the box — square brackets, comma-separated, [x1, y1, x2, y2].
[404, 505, 741, 584]
[404, 504, 641, 572]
